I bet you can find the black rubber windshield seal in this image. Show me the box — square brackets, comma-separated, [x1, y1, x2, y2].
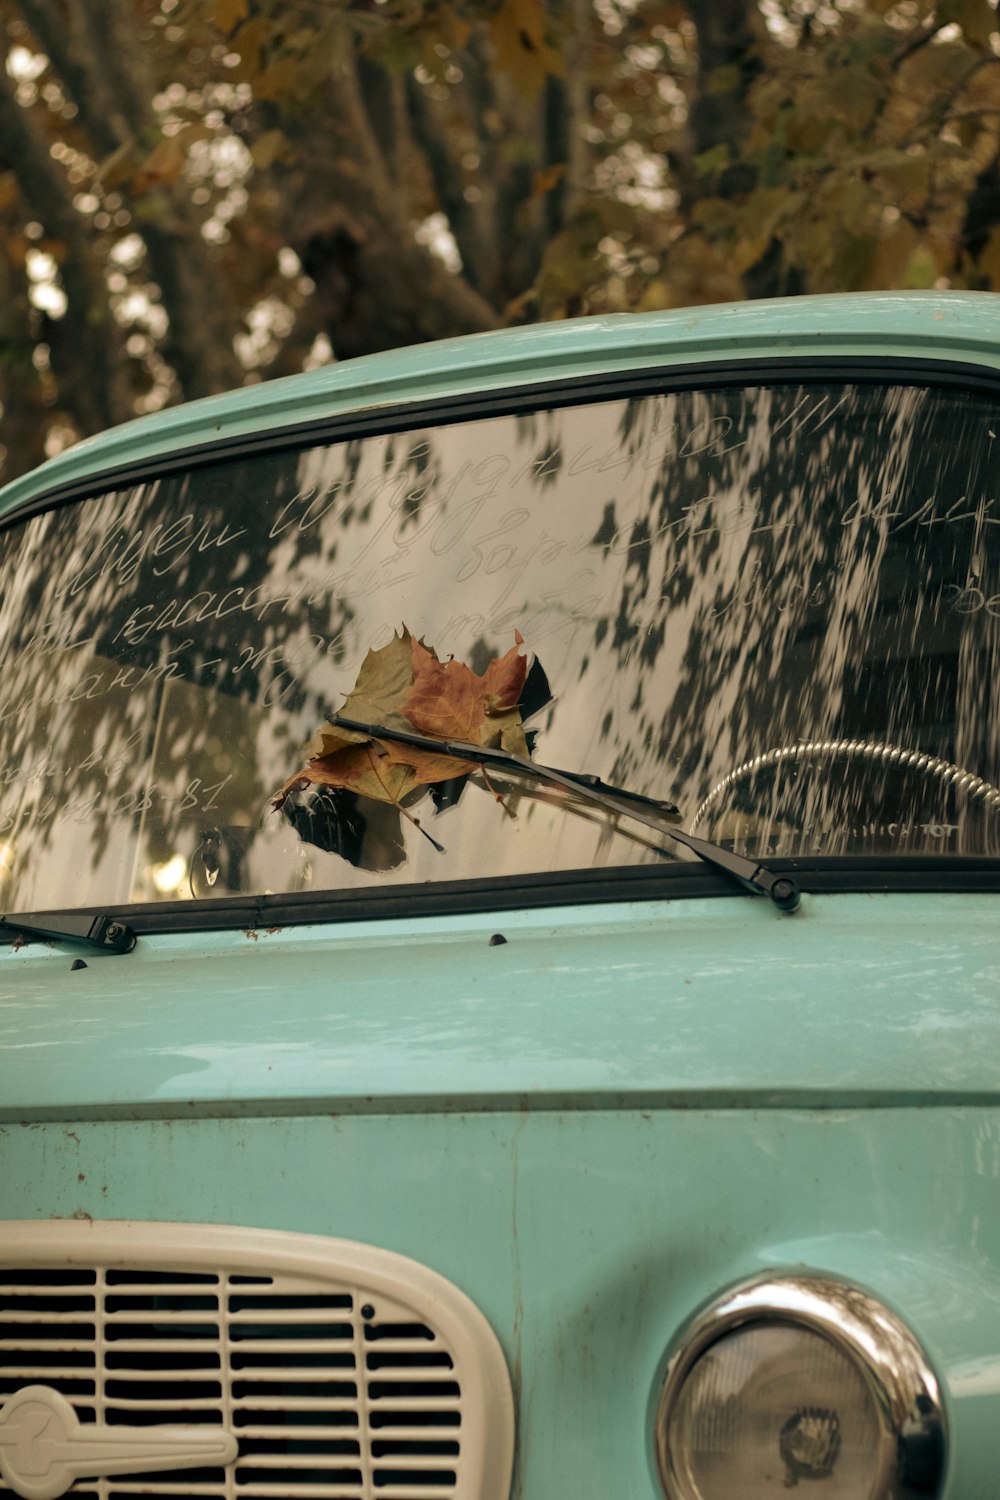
[2, 858, 999, 945]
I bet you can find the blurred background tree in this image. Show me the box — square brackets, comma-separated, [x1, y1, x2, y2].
[0, 0, 998, 482]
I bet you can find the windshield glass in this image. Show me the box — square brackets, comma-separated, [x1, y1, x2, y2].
[1, 377, 998, 912]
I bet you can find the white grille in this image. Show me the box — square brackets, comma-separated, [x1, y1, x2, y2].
[0, 1223, 513, 1500]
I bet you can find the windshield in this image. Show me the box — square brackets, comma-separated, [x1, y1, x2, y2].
[1, 376, 998, 912]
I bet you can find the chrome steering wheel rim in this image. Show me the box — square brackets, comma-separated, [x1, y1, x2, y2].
[691, 738, 1000, 834]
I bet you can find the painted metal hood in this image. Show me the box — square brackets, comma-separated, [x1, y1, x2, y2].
[1, 890, 998, 1120]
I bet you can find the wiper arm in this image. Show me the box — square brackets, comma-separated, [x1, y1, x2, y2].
[331, 715, 801, 913]
[1, 911, 137, 953]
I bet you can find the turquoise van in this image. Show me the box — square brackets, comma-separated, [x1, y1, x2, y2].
[1, 292, 998, 1500]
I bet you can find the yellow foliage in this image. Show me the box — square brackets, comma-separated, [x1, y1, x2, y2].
[531, 164, 566, 201]
[213, 0, 248, 34]
[250, 130, 289, 171]
[858, 220, 920, 290]
[488, 0, 564, 99]
[132, 135, 189, 195]
[939, 0, 996, 51]
[973, 226, 1000, 287]
[251, 59, 302, 102]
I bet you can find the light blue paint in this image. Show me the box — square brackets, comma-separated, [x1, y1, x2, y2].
[3, 1108, 1000, 1499]
[2, 291, 999, 519]
[1, 893, 998, 1118]
[3, 293, 1000, 1500]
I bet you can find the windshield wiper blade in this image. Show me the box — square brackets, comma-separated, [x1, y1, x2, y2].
[331, 715, 800, 913]
[2, 911, 137, 953]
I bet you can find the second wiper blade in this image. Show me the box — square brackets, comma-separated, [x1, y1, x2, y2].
[330, 715, 800, 913]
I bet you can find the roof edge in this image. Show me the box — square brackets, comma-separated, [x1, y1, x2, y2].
[4, 291, 1000, 518]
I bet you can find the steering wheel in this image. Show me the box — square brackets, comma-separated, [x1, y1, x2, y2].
[691, 738, 1000, 833]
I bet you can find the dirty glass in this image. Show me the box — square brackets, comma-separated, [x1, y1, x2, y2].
[1, 378, 998, 913]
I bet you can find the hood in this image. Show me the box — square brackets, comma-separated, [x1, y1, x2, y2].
[1, 890, 998, 1119]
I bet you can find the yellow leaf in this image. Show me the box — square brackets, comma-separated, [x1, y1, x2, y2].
[531, 163, 565, 200]
[132, 135, 188, 194]
[940, 0, 995, 50]
[95, 140, 140, 189]
[973, 225, 1000, 287]
[489, 0, 564, 98]
[214, 0, 249, 33]
[251, 58, 301, 102]
[705, 63, 741, 97]
[226, 17, 268, 81]
[859, 220, 920, 290]
[250, 129, 289, 170]
[903, 243, 938, 289]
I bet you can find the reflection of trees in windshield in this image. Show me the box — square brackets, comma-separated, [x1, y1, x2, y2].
[589, 385, 1000, 855]
[1, 377, 998, 911]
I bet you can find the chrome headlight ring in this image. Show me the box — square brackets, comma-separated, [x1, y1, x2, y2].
[655, 1274, 946, 1500]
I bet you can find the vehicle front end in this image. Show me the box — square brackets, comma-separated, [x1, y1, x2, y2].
[2, 292, 999, 1500]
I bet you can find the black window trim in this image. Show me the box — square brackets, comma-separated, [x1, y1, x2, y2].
[3, 858, 1000, 948]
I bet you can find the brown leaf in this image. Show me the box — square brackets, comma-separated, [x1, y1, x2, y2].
[403, 637, 488, 741]
[277, 741, 418, 809]
[251, 130, 290, 171]
[531, 164, 566, 201]
[132, 135, 188, 195]
[488, 0, 564, 97]
[275, 629, 532, 824]
[403, 632, 529, 746]
[214, 0, 249, 31]
[273, 628, 419, 808]
[379, 739, 478, 786]
[482, 629, 527, 715]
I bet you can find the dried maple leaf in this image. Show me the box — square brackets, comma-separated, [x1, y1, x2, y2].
[280, 628, 418, 795]
[274, 628, 534, 841]
[403, 631, 528, 748]
[340, 627, 414, 728]
[296, 742, 412, 803]
[379, 739, 478, 787]
[482, 631, 527, 715]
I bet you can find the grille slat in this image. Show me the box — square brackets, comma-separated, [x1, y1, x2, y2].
[0, 1234, 487, 1500]
[0, 1344, 96, 1356]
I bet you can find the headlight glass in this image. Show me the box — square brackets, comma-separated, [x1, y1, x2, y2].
[655, 1276, 945, 1500]
[668, 1322, 881, 1498]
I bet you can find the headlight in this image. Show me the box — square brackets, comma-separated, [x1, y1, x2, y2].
[654, 1275, 945, 1500]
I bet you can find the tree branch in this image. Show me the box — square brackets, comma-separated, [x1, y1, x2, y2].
[64, 0, 245, 398]
[0, 61, 132, 435]
[258, 44, 500, 358]
[404, 72, 495, 295]
[15, 0, 124, 157]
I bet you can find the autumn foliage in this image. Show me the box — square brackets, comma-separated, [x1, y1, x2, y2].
[274, 628, 530, 826]
[6, 0, 1000, 483]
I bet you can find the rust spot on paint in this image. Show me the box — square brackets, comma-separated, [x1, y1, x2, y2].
[243, 928, 259, 941]
[77, 1173, 85, 1183]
